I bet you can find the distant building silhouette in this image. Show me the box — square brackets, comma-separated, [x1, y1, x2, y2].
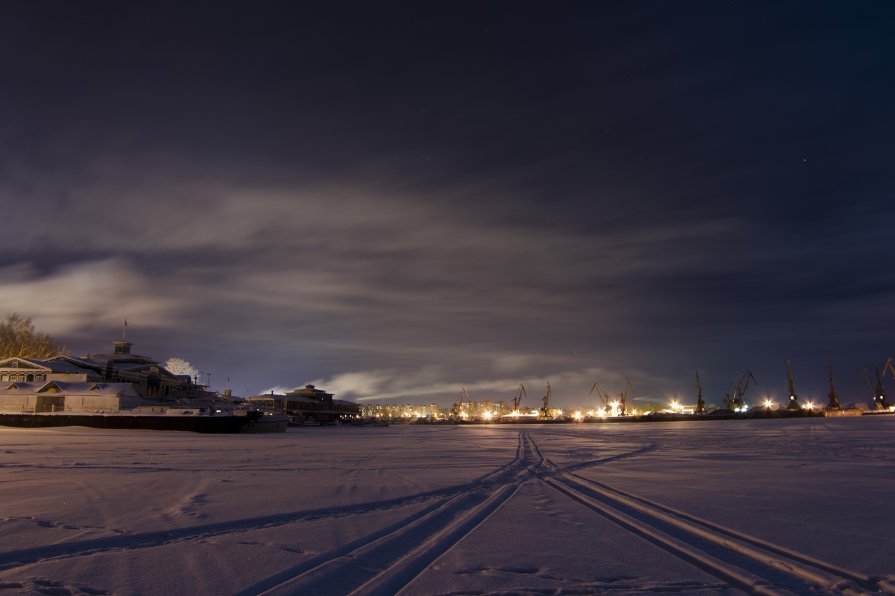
[248, 384, 359, 424]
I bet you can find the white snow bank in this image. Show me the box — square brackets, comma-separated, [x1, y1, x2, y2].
[0, 417, 893, 594]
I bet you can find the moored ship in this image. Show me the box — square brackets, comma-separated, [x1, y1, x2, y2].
[0, 407, 289, 433]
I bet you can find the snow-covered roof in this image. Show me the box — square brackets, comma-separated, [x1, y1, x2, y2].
[0, 357, 82, 373]
[109, 361, 154, 372]
[46, 355, 104, 372]
[29, 359, 98, 374]
[83, 353, 157, 364]
[0, 381, 142, 397]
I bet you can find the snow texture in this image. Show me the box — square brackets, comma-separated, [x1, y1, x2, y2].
[1, 416, 894, 595]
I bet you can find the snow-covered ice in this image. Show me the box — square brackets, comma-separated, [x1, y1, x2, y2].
[1, 416, 893, 595]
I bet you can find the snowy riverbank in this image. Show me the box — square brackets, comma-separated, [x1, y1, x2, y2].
[1, 417, 893, 594]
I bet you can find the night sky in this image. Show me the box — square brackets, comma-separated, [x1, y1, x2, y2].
[2, 2, 894, 408]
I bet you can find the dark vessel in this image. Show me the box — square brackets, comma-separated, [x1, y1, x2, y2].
[0, 408, 288, 433]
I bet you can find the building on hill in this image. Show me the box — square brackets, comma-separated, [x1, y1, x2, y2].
[247, 384, 359, 424]
[78, 340, 208, 399]
[0, 340, 208, 400]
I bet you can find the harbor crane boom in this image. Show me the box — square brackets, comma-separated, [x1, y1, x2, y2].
[884, 358, 895, 380]
[827, 362, 841, 410]
[539, 382, 552, 420]
[695, 370, 706, 414]
[786, 361, 800, 411]
[863, 366, 889, 410]
[589, 379, 610, 414]
[725, 370, 757, 411]
[620, 377, 632, 416]
[513, 384, 527, 412]
[453, 387, 469, 419]
[738, 370, 757, 406]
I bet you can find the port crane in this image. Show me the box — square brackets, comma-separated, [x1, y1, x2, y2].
[539, 382, 552, 420]
[785, 361, 800, 411]
[725, 370, 757, 411]
[512, 384, 527, 414]
[619, 378, 632, 416]
[588, 378, 610, 416]
[695, 370, 706, 414]
[827, 362, 841, 410]
[862, 366, 889, 411]
[881, 358, 895, 409]
[453, 387, 469, 420]
[884, 357, 895, 380]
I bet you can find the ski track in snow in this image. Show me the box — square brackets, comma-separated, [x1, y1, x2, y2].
[1, 425, 894, 595]
[0, 463, 519, 570]
[544, 470, 894, 595]
[242, 431, 895, 596]
[239, 433, 538, 596]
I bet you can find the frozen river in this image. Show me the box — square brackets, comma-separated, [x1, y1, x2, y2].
[1, 416, 893, 595]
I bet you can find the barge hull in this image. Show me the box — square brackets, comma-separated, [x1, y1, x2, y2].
[0, 413, 261, 433]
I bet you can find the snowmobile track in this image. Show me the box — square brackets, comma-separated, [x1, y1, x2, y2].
[243, 432, 539, 596]
[0, 433, 533, 575]
[534, 436, 893, 595]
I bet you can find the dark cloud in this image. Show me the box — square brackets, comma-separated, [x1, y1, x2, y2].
[1, 2, 894, 406]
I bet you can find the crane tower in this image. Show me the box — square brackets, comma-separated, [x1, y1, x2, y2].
[513, 384, 527, 414]
[539, 382, 552, 420]
[695, 370, 706, 414]
[864, 366, 889, 411]
[826, 362, 841, 410]
[786, 361, 800, 411]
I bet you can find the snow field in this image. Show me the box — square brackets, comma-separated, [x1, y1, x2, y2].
[1, 417, 893, 595]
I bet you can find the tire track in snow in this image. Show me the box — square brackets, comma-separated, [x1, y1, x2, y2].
[0, 432, 530, 574]
[534, 437, 893, 595]
[240, 432, 538, 596]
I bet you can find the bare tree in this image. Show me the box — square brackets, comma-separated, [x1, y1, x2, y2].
[165, 357, 199, 379]
[0, 313, 69, 359]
